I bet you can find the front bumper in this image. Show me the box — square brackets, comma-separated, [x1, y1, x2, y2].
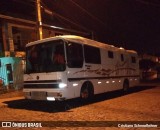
[24, 91, 65, 101]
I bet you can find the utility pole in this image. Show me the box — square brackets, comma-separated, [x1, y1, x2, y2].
[36, 0, 43, 40]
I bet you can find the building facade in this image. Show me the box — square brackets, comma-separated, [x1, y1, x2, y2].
[0, 14, 71, 58]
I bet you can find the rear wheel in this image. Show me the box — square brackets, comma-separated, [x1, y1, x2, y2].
[123, 80, 129, 93]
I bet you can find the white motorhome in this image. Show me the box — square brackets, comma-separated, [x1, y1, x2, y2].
[23, 35, 139, 101]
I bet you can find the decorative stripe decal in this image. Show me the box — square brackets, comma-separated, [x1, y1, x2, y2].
[68, 75, 140, 82]
[73, 67, 137, 76]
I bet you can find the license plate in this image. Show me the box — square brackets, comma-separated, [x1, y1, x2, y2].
[31, 91, 46, 100]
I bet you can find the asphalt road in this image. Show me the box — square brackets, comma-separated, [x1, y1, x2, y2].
[0, 82, 160, 130]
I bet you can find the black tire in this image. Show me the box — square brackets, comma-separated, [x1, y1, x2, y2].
[123, 80, 129, 93]
[80, 82, 94, 101]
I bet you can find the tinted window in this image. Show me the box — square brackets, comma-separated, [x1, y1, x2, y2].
[66, 42, 83, 68]
[84, 45, 101, 64]
[131, 56, 136, 63]
[121, 54, 124, 61]
[108, 51, 114, 58]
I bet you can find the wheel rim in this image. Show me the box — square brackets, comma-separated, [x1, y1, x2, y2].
[81, 88, 89, 99]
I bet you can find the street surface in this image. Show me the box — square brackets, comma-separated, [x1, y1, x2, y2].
[0, 82, 160, 130]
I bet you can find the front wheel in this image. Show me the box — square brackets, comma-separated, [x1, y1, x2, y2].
[80, 82, 94, 101]
[81, 87, 89, 99]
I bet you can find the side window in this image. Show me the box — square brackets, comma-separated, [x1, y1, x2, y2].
[121, 54, 124, 61]
[108, 51, 114, 59]
[131, 56, 136, 63]
[84, 45, 101, 64]
[66, 42, 83, 68]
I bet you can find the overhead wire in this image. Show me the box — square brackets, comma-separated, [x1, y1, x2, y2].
[69, 0, 106, 27]
[40, 0, 90, 31]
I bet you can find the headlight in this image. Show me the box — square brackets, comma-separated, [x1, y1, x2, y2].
[59, 83, 67, 88]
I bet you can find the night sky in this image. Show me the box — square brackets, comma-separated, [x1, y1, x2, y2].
[45, 0, 160, 55]
[100, 0, 160, 55]
[74, 0, 160, 55]
[1, 0, 160, 55]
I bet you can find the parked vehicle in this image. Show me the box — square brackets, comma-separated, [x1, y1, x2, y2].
[23, 35, 139, 101]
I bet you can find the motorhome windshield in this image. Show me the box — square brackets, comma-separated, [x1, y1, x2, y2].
[26, 40, 65, 73]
